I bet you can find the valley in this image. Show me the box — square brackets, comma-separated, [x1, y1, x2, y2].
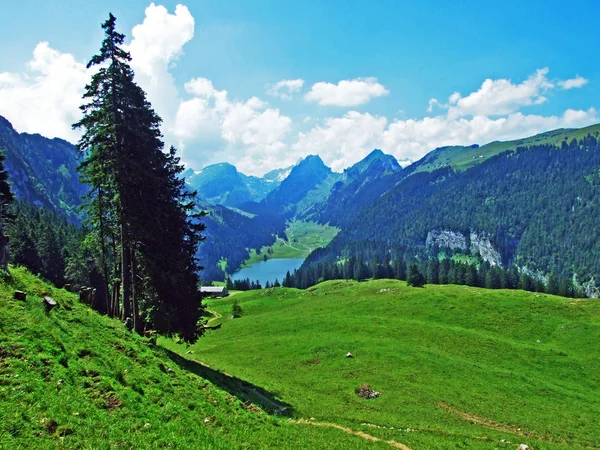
[241, 220, 339, 267]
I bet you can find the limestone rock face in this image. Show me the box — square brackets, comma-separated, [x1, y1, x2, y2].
[470, 231, 503, 267]
[426, 229, 503, 267]
[425, 230, 467, 251]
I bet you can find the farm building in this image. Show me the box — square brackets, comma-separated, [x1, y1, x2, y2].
[200, 286, 229, 298]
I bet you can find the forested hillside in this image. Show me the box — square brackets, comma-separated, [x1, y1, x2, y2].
[310, 149, 403, 227]
[297, 134, 600, 295]
[197, 202, 286, 281]
[0, 115, 85, 222]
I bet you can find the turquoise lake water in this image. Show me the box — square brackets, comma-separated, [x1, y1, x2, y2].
[232, 258, 305, 286]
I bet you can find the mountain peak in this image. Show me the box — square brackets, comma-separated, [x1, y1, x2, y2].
[344, 149, 401, 180]
[297, 154, 326, 167]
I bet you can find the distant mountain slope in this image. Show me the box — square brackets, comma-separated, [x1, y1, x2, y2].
[408, 123, 600, 174]
[0, 115, 86, 221]
[260, 155, 334, 216]
[302, 133, 600, 289]
[185, 162, 291, 208]
[312, 149, 403, 226]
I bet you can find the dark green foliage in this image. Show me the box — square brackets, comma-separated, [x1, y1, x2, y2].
[406, 264, 426, 287]
[231, 299, 243, 318]
[6, 200, 93, 288]
[295, 134, 600, 294]
[0, 149, 13, 207]
[74, 14, 205, 341]
[230, 278, 262, 291]
[198, 205, 285, 282]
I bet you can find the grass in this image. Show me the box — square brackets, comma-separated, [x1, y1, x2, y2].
[163, 279, 600, 449]
[242, 220, 339, 267]
[0, 267, 392, 449]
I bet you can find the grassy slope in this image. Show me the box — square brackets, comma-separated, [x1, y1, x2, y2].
[0, 267, 388, 449]
[412, 123, 600, 174]
[242, 220, 339, 267]
[164, 280, 600, 449]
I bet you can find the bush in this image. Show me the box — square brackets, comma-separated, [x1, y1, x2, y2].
[407, 264, 426, 287]
[231, 299, 243, 318]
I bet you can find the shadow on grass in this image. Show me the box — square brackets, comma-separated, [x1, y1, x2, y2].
[163, 348, 295, 417]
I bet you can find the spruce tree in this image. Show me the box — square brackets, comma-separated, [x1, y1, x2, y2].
[74, 14, 205, 341]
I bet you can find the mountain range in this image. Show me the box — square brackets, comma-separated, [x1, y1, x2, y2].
[1, 112, 599, 294]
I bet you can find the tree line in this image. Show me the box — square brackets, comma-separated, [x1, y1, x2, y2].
[284, 252, 583, 298]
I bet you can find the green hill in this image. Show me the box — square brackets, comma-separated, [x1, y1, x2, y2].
[0, 268, 387, 449]
[409, 123, 600, 174]
[164, 280, 600, 449]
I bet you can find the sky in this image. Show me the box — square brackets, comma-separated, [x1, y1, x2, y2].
[1, 0, 599, 176]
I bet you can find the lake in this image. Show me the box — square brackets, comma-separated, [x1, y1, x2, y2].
[232, 258, 305, 286]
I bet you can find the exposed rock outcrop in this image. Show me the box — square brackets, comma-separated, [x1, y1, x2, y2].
[426, 229, 503, 267]
[425, 230, 467, 251]
[470, 231, 503, 267]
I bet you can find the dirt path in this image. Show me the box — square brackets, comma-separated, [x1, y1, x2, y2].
[294, 419, 412, 450]
[440, 402, 525, 436]
[206, 309, 222, 326]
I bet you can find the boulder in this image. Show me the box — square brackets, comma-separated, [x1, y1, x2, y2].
[357, 384, 380, 399]
[43, 296, 57, 312]
[13, 291, 26, 301]
[346, 352, 354, 358]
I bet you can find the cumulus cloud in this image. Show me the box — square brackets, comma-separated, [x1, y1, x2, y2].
[293, 112, 387, 171]
[125, 3, 194, 126]
[304, 77, 389, 107]
[171, 77, 293, 174]
[0, 42, 90, 141]
[558, 75, 588, 90]
[266, 79, 304, 100]
[445, 68, 554, 118]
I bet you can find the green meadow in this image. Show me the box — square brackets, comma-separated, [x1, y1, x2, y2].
[242, 220, 339, 267]
[2, 266, 599, 449]
[164, 279, 600, 449]
[0, 267, 390, 449]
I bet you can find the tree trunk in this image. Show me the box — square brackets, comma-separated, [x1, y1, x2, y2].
[131, 248, 141, 333]
[121, 221, 131, 321]
[97, 189, 112, 316]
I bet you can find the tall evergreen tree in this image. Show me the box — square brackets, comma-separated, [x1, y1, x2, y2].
[74, 14, 205, 341]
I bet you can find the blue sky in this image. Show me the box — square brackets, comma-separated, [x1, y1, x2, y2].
[1, 0, 599, 174]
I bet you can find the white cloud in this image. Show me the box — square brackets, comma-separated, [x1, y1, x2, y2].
[427, 98, 441, 113]
[446, 68, 554, 118]
[304, 77, 389, 107]
[558, 75, 588, 90]
[125, 3, 194, 127]
[266, 79, 304, 100]
[0, 42, 90, 140]
[172, 77, 293, 174]
[293, 111, 387, 171]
